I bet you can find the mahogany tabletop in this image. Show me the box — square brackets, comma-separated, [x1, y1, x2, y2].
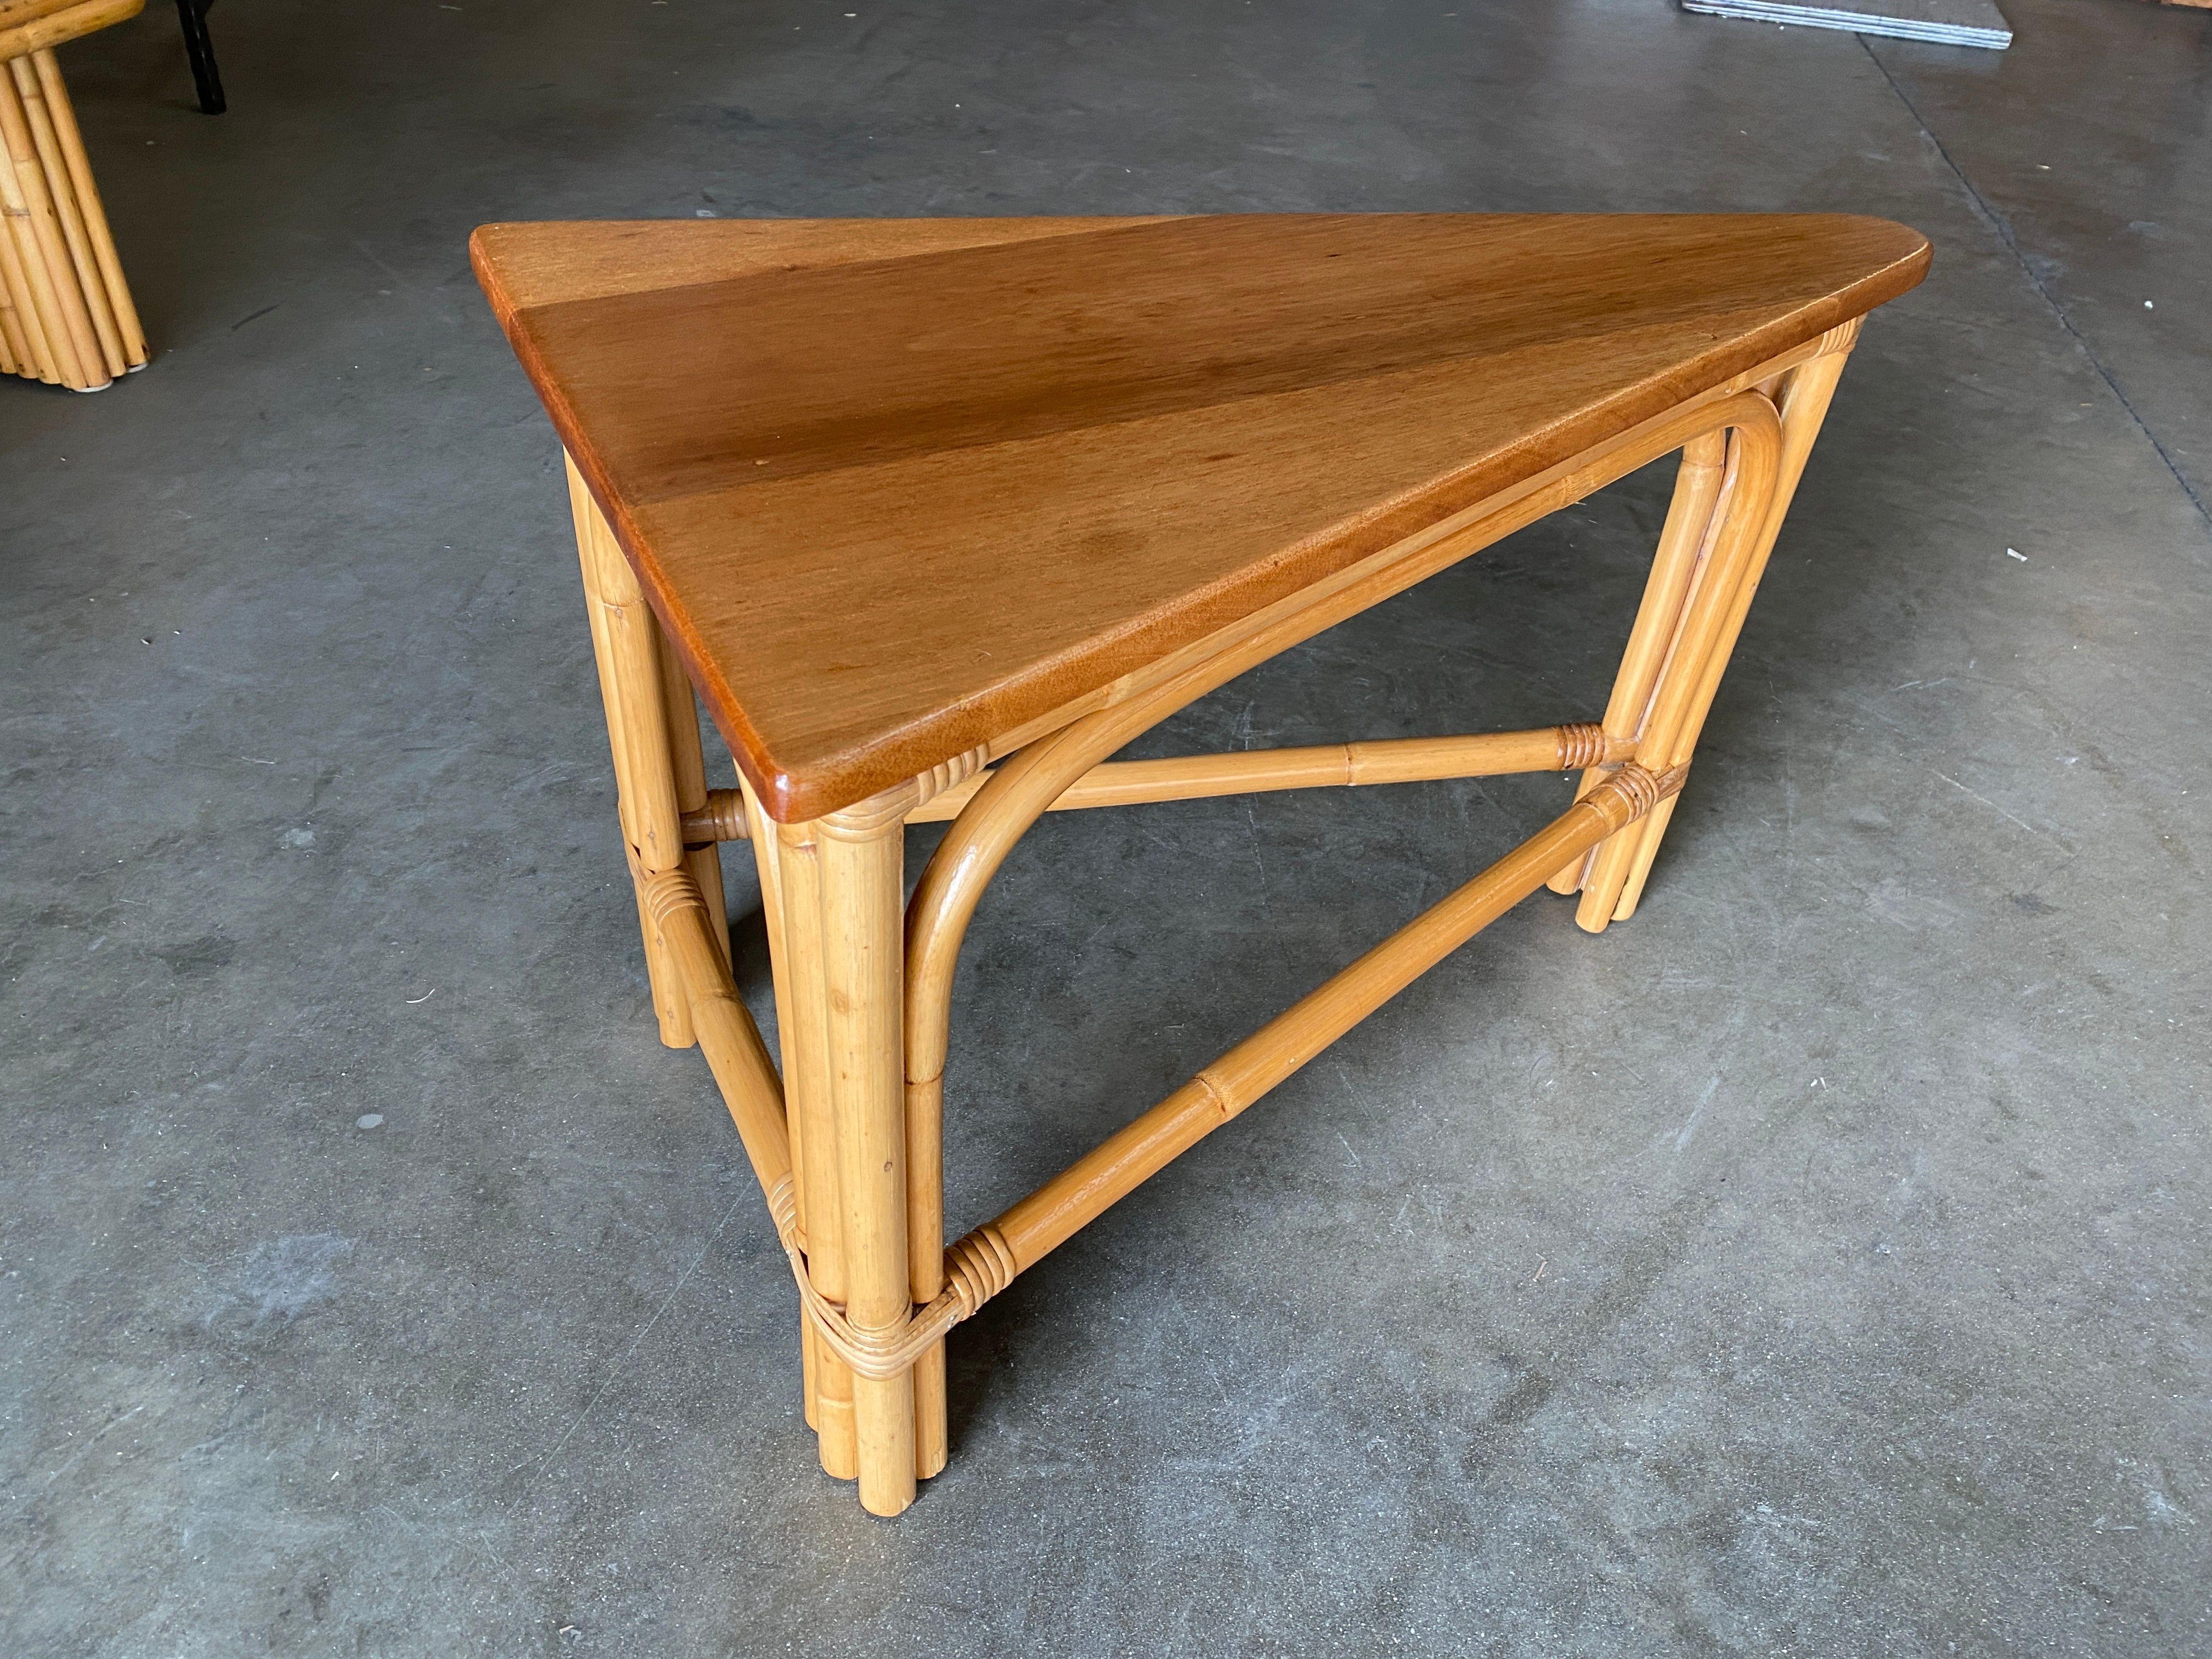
[472, 213, 1928, 822]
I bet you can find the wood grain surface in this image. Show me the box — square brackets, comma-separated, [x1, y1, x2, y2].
[474, 214, 1928, 821]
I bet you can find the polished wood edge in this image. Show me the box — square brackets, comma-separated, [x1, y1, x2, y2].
[472, 216, 1183, 320]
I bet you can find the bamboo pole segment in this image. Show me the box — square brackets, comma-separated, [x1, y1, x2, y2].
[684, 724, 1629, 842]
[1587, 327, 1858, 928]
[639, 868, 794, 1230]
[656, 629, 729, 972]
[1548, 430, 1730, 895]
[952, 762, 1685, 1315]
[738, 781, 800, 1199]
[0, 1, 74, 33]
[733, 777, 825, 1432]
[815, 794, 919, 1516]
[0, 72, 25, 375]
[1609, 793, 1679, 923]
[0, 60, 91, 387]
[907, 723, 1627, 823]
[567, 454, 696, 1048]
[29, 49, 140, 365]
[9, 53, 117, 376]
[884, 760, 976, 1487]
[0, 145, 57, 382]
[0, 195, 60, 380]
[0, 211, 38, 374]
[746, 806, 816, 1434]
[901, 765, 971, 1489]
[799, 1293, 823, 1433]
[904, 961, 950, 1484]
[0, 59, 99, 387]
[771, 816, 860, 1478]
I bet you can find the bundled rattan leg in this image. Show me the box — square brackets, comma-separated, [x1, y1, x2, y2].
[732, 783, 826, 1442]
[815, 802, 919, 1515]
[569, 457, 699, 1048]
[0, 46, 145, 391]
[661, 641, 730, 973]
[1547, 428, 1730, 898]
[1556, 323, 1860, 929]
[761, 816, 862, 1479]
[571, 462, 842, 1480]
[1604, 326, 1860, 923]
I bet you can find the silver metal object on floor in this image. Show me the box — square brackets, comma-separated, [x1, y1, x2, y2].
[1679, 0, 2012, 50]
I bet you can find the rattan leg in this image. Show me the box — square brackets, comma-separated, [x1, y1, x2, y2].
[769, 818, 861, 1479]
[736, 781, 821, 1436]
[0, 52, 95, 388]
[568, 456, 697, 1046]
[657, 636, 729, 971]
[1583, 327, 1859, 928]
[815, 798, 919, 1516]
[29, 50, 144, 368]
[1548, 427, 1731, 896]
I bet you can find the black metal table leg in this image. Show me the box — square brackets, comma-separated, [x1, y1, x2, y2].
[175, 0, 224, 115]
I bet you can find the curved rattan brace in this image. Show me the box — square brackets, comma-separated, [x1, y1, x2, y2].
[887, 394, 1782, 1340]
[905, 392, 1780, 1092]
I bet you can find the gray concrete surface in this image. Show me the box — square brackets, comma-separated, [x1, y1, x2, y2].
[3, 1, 2207, 1654]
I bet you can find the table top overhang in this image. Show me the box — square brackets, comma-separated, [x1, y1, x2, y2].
[473, 213, 1929, 822]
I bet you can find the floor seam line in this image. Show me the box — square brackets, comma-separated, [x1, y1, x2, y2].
[1858, 33, 2210, 529]
[516, 1188, 750, 1481]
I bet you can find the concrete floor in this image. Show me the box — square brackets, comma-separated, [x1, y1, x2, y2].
[4, 0, 2208, 1652]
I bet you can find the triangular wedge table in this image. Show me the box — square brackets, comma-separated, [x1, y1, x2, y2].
[474, 213, 1931, 1515]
